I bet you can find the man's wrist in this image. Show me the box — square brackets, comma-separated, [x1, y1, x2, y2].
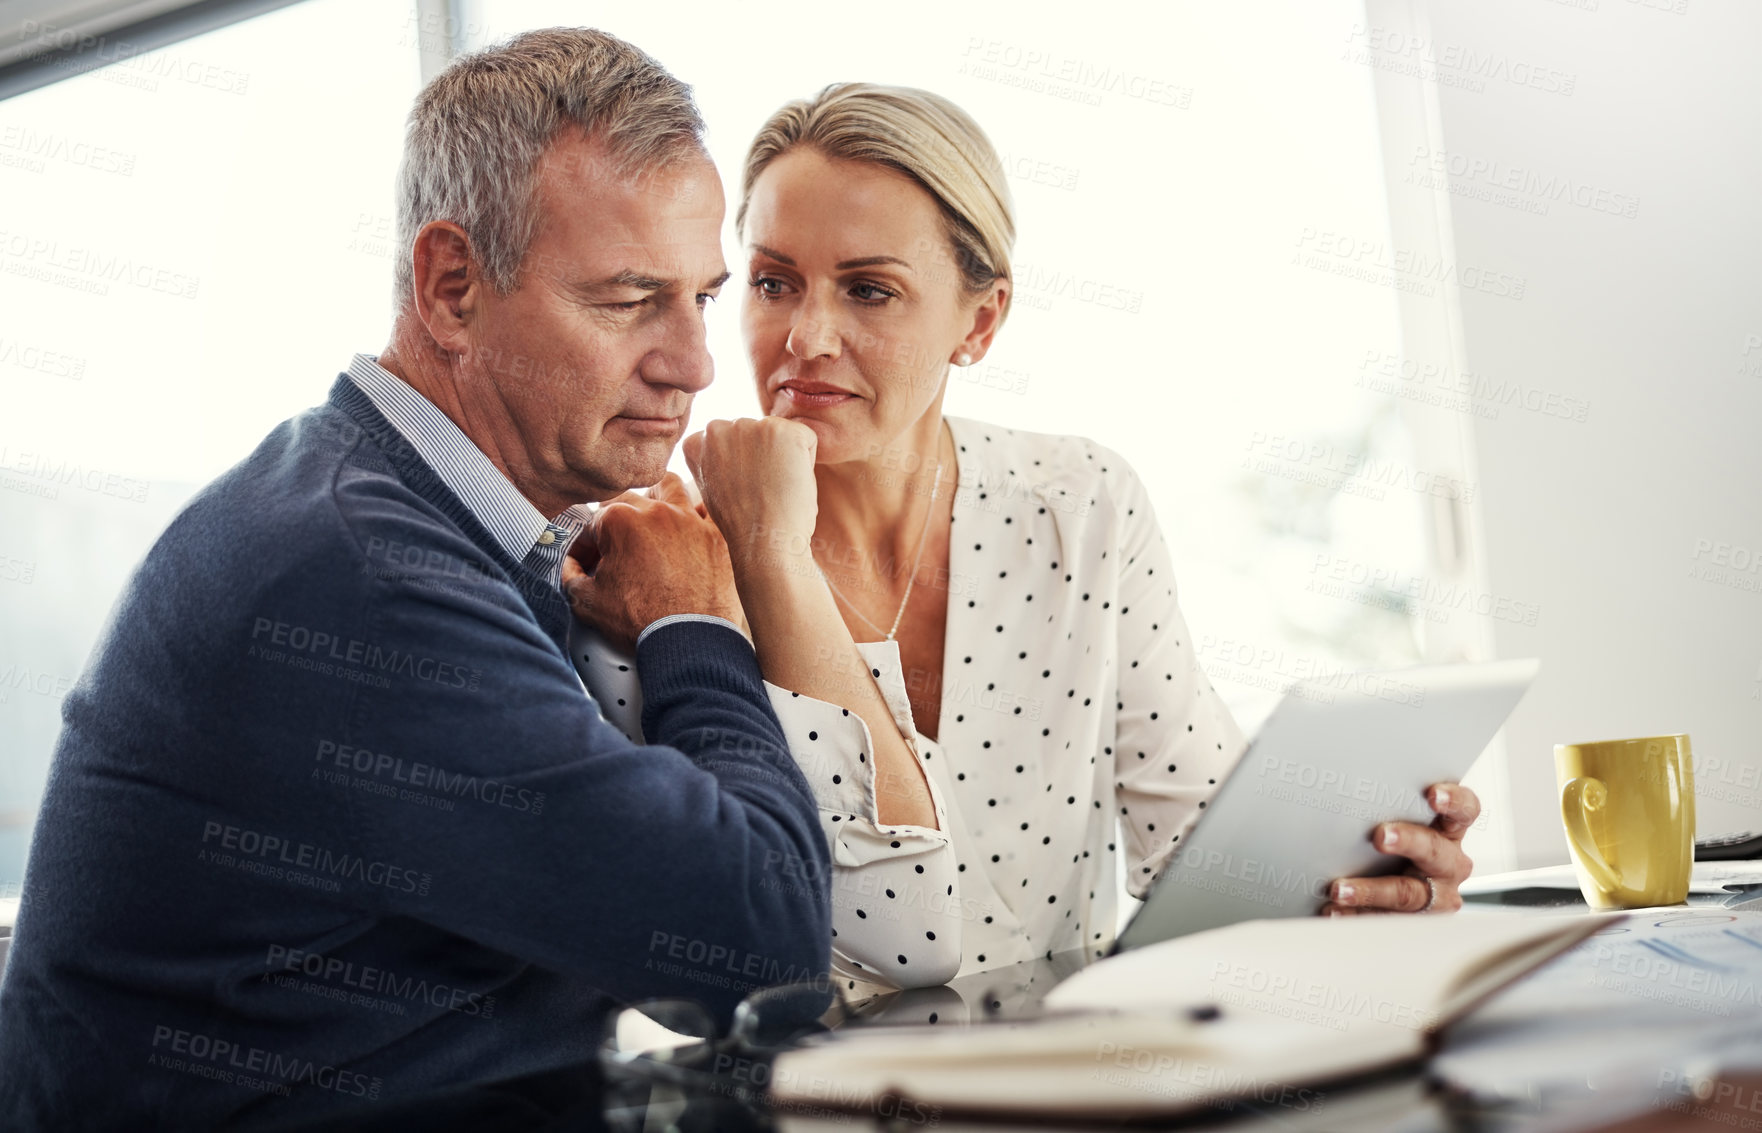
[635, 613, 747, 648]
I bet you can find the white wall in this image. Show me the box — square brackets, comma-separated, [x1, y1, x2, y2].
[1371, 0, 1762, 866]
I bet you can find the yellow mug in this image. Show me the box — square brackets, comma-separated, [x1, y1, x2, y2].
[1555, 735, 1695, 908]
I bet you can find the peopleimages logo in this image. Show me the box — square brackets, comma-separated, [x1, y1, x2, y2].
[1343, 23, 1577, 96]
[644, 930, 826, 996]
[1090, 1041, 1325, 1112]
[0, 336, 86, 380]
[958, 38, 1193, 109]
[1306, 554, 1541, 628]
[0, 443, 149, 502]
[1169, 845, 1333, 903]
[0, 230, 200, 300]
[1292, 228, 1526, 300]
[313, 739, 545, 816]
[0, 663, 72, 699]
[1356, 350, 1591, 423]
[149, 1025, 379, 1099]
[20, 19, 250, 95]
[248, 617, 481, 690]
[262, 944, 496, 1018]
[199, 821, 433, 897]
[0, 125, 137, 176]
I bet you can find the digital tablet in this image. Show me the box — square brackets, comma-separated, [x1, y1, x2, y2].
[1114, 658, 1540, 951]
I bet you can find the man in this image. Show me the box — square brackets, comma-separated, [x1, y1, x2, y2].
[0, 28, 830, 1130]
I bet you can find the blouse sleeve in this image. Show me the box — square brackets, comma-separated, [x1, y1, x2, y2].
[1103, 459, 1249, 899]
[570, 622, 964, 989]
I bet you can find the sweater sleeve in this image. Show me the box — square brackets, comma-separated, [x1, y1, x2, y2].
[572, 625, 963, 989]
[1104, 459, 1249, 899]
[334, 564, 832, 1022]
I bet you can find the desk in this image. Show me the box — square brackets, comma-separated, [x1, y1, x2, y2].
[601, 880, 1762, 1132]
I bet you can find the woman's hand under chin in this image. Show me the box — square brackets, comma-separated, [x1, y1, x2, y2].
[682, 417, 821, 561]
[1321, 783, 1479, 915]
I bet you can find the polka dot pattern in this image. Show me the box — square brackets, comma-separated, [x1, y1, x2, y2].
[570, 417, 1246, 991]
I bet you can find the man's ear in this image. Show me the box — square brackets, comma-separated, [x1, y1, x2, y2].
[955, 282, 1010, 366]
[408, 221, 480, 356]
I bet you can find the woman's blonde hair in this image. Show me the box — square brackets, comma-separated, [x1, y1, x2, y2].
[737, 83, 1016, 322]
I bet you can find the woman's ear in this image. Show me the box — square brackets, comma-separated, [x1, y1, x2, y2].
[955, 282, 1010, 366]
[408, 221, 481, 357]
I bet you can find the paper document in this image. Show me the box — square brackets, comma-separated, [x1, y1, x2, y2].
[1435, 908, 1762, 1106]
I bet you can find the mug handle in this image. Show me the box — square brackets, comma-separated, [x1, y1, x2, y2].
[1560, 776, 1648, 904]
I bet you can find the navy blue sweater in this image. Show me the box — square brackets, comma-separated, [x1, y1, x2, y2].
[0, 376, 831, 1130]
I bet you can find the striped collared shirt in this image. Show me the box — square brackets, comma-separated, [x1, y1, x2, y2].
[346, 354, 592, 588]
[345, 355, 734, 649]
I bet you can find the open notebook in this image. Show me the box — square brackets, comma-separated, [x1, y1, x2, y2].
[770, 912, 1615, 1120]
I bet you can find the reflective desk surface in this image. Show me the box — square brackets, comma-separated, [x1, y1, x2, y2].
[601, 884, 1762, 1133]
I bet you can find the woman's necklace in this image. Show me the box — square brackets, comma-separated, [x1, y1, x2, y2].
[817, 458, 945, 642]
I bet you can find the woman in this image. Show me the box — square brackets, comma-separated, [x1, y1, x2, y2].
[567, 84, 1477, 994]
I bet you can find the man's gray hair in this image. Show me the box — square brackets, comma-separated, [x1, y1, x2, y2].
[393, 28, 705, 311]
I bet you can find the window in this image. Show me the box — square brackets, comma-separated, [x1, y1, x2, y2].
[469, 0, 1425, 728]
[0, 0, 1435, 890]
[0, 0, 420, 886]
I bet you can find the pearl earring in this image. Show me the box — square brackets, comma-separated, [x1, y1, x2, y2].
[956, 353, 973, 367]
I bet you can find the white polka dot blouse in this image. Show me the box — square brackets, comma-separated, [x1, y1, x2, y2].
[572, 416, 1248, 994]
